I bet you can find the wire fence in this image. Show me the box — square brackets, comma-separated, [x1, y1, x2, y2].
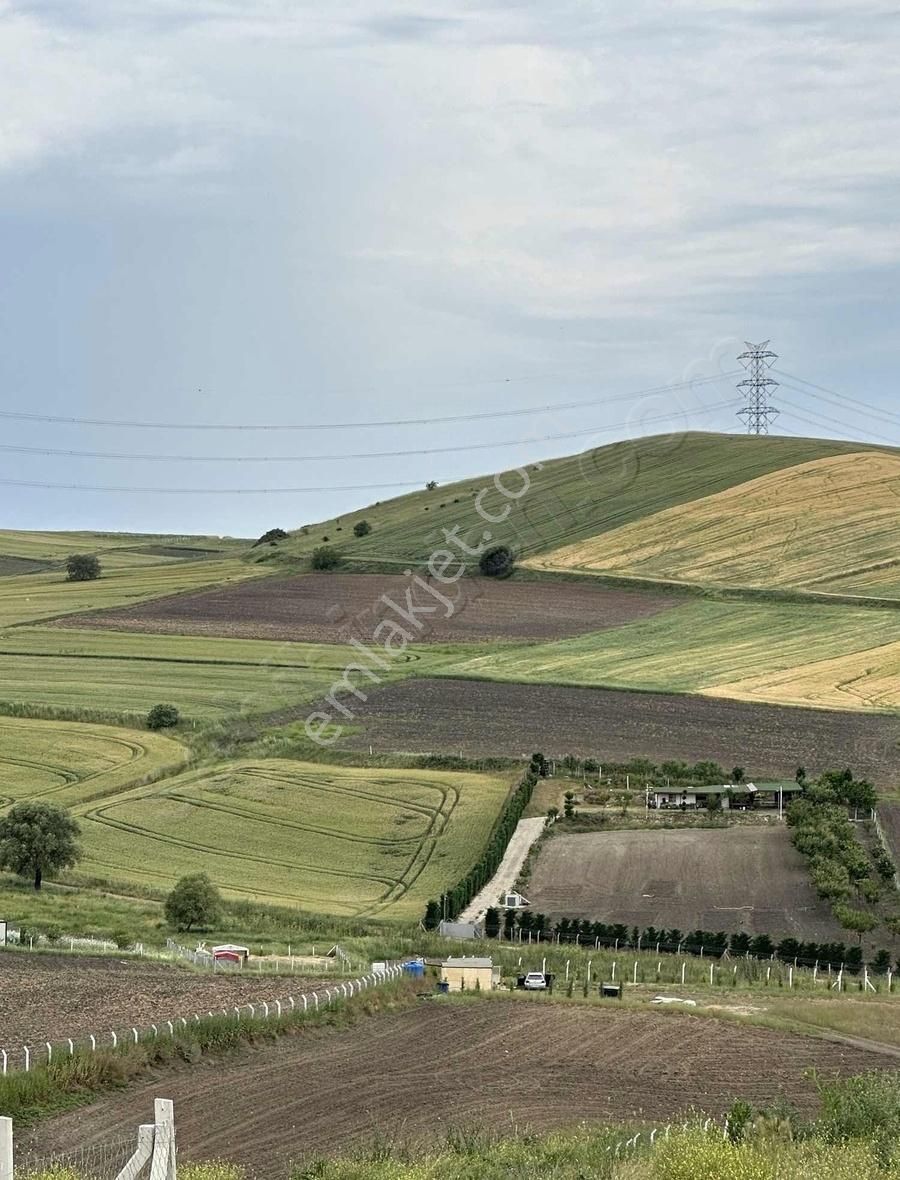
[15, 1133, 136, 1180]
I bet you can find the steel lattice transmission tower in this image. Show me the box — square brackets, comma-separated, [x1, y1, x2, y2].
[736, 341, 779, 434]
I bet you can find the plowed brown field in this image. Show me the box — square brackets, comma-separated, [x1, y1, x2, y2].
[25, 1000, 894, 1176]
[347, 678, 900, 785]
[55, 573, 677, 644]
[0, 953, 328, 1046]
[528, 827, 849, 940]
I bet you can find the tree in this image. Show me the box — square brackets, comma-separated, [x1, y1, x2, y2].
[796, 766, 807, 785]
[425, 480, 438, 491]
[484, 907, 501, 938]
[164, 873, 222, 931]
[871, 949, 893, 975]
[546, 806, 559, 824]
[65, 554, 101, 582]
[253, 528, 288, 547]
[0, 801, 81, 890]
[310, 545, 341, 570]
[423, 899, 441, 930]
[620, 790, 633, 816]
[731, 767, 745, 784]
[834, 904, 878, 944]
[352, 520, 372, 537]
[147, 703, 179, 730]
[478, 544, 515, 579]
[706, 792, 722, 812]
[563, 791, 576, 820]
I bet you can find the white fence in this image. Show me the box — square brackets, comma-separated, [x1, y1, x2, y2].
[0, 966, 404, 1076]
[5, 1099, 177, 1180]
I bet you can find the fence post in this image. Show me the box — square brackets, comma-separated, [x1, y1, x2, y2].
[46, 1042, 52, 1065]
[0, 1116, 13, 1180]
[151, 1098, 177, 1180]
[1, 1051, 6, 1075]
[23, 1047, 29, 1073]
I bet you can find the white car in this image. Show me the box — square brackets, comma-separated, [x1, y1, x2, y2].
[523, 971, 549, 990]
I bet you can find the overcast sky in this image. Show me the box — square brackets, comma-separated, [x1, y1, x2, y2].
[2, 0, 899, 537]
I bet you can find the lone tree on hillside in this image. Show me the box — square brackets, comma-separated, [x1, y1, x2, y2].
[478, 544, 515, 579]
[310, 545, 341, 570]
[164, 872, 222, 931]
[65, 554, 101, 582]
[147, 703, 180, 730]
[352, 520, 372, 537]
[0, 801, 81, 890]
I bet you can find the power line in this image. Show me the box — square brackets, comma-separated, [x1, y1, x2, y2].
[0, 372, 737, 432]
[775, 369, 900, 429]
[0, 399, 740, 463]
[0, 400, 740, 493]
[736, 342, 779, 434]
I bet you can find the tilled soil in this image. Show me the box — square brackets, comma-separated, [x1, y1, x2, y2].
[0, 952, 329, 1046]
[346, 678, 900, 785]
[54, 573, 679, 644]
[24, 999, 895, 1176]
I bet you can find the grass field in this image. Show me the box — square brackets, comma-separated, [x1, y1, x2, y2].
[440, 598, 900, 709]
[0, 529, 246, 562]
[267, 432, 885, 567]
[68, 759, 512, 916]
[0, 716, 187, 809]
[526, 451, 900, 596]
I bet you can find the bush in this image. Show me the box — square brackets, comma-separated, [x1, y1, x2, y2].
[478, 544, 515, 579]
[311, 546, 341, 570]
[164, 873, 222, 931]
[65, 554, 101, 582]
[147, 703, 180, 730]
[352, 520, 372, 537]
[252, 528, 288, 547]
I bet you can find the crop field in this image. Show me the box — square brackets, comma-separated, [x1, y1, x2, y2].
[56, 573, 679, 644]
[0, 530, 246, 562]
[69, 759, 512, 916]
[269, 432, 882, 567]
[345, 678, 900, 785]
[0, 558, 262, 628]
[527, 827, 848, 941]
[26, 999, 894, 1173]
[0, 628, 375, 723]
[526, 451, 900, 597]
[441, 598, 900, 709]
[0, 953, 328, 1047]
[0, 716, 187, 810]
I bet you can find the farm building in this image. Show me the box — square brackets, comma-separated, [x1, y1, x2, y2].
[650, 781, 802, 813]
[440, 956, 499, 992]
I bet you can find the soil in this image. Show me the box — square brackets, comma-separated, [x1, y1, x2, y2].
[54, 573, 679, 644]
[0, 952, 330, 1046]
[526, 826, 850, 941]
[24, 999, 895, 1176]
[346, 678, 900, 785]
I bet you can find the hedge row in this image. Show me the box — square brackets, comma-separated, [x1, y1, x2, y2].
[423, 759, 539, 926]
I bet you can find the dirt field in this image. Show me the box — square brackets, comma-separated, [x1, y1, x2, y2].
[346, 678, 900, 785]
[877, 804, 900, 862]
[0, 953, 329, 1046]
[25, 999, 893, 1175]
[527, 827, 848, 940]
[56, 573, 678, 644]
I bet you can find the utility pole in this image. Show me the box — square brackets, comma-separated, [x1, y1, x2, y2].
[737, 341, 779, 434]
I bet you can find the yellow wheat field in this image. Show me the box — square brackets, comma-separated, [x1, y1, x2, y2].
[526, 450, 900, 594]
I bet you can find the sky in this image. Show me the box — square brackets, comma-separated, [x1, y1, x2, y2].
[2, 0, 899, 537]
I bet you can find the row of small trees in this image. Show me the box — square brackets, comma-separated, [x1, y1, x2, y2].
[787, 769, 894, 942]
[423, 755, 541, 927]
[481, 911, 896, 973]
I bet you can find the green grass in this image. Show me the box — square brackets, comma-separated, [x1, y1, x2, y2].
[269, 432, 894, 568]
[64, 759, 514, 917]
[0, 529, 247, 562]
[0, 715, 188, 808]
[0, 629, 473, 724]
[439, 598, 900, 709]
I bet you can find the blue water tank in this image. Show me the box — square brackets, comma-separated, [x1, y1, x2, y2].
[402, 959, 425, 976]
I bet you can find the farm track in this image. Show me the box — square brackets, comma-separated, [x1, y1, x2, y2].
[25, 999, 897, 1176]
[55, 574, 680, 644]
[346, 678, 900, 785]
[0, 953, 332, 1047]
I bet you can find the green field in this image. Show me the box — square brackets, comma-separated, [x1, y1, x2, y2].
[0, 716, 187, 809]
[0, 529, 246, 562]
[70, 758, 512, 916]
[0, 628, 466, 723]
[440, 598, 900, 709]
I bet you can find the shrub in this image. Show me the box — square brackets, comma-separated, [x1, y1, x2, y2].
[164, 873, 222, 931]
[252, 528, 288, 547]
[352, 520, 372, 537]
[147, 703, 180, 730]
[65, 554, 101, 582]
[478, 544, 515, 579]
[311, 546, 341, 571]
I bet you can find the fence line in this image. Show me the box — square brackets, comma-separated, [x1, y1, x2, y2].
[0, 966, 403, 1077]
[873, 809, 900, 890]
